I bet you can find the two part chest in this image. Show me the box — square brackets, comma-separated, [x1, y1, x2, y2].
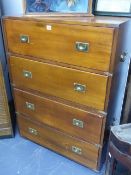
[3, 17, 124, 171]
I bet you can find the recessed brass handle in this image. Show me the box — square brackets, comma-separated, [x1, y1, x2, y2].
[72, 146, 82, 155]
[23, 70, 32, 78]
[76, 42, 89, 52]
[28, 128, 38, 135]
[73, 119, 84, 128]
[74, 83, 86, 93]
[26, 102, 35, 111]
[20, 35, 29, 43]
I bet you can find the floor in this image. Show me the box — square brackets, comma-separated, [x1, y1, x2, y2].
[0, 129, 105, 175]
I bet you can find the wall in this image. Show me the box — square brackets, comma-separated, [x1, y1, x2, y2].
[1, 0, 23, 16]
[0, 23, 6, 71]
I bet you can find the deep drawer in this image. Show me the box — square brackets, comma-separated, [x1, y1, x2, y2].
[14, 88, 106, 144]
[4, 19, 114, 72]
[9, 56, 110, 111]
[17, 115, 101, 170]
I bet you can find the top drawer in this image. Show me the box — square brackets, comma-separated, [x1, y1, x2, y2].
[4, 19, 114, 72]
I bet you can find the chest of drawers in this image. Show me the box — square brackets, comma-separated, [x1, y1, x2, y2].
[3, 16, 131, 171]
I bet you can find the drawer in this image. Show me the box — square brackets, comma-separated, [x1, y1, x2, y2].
[14, 88, 106, 144]
[4, 19, 114, 72]
[17, 115, 101, 170]
[9, 56, 110, 111]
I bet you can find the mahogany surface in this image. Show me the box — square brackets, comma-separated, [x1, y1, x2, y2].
[3, 16, 131, 171]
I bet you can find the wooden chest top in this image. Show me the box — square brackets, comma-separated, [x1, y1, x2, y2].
[3, 15, 131, 171]
[3, 15, 130, 27]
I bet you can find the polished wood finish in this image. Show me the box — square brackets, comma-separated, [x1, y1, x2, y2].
[9, 56, 109, 111]
[4, 19, 114, 72]
[0, 62, 12, 137]
[3, 16, 131, 171]
[18, 115, 100, 170]
[14, 88, 106, 144]
[3, 16, 130, 27]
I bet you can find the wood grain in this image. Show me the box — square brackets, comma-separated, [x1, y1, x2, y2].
[14, 88, 106, 145]
[4, 19, 114, 72]
[3, 16, 130, 28]
[3, 15, 131, 171]
[17, 115, 100, 170]
[0, 63, 12, 137]
[9, 56, 109, 111]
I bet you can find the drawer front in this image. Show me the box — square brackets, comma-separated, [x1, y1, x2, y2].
[17, 115, 100, 170]
[14, 88, 106, 144]
[10, 56, 109, 111]
[4, 19, 114, 72]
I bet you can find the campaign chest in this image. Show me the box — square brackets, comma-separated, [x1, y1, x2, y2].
[3, 16, 131, 171]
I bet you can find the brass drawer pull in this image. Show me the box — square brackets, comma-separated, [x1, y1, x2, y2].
[76, 42, 89, 52]
[73, 119, 84, 128]
[72, 146, 82, 155]
[26, 102, 35, 111]
[23, 70, 32, 78]
[74, 83, 86, 93]
[20, 35, 29, 43]
[28, 127, 38, 135]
